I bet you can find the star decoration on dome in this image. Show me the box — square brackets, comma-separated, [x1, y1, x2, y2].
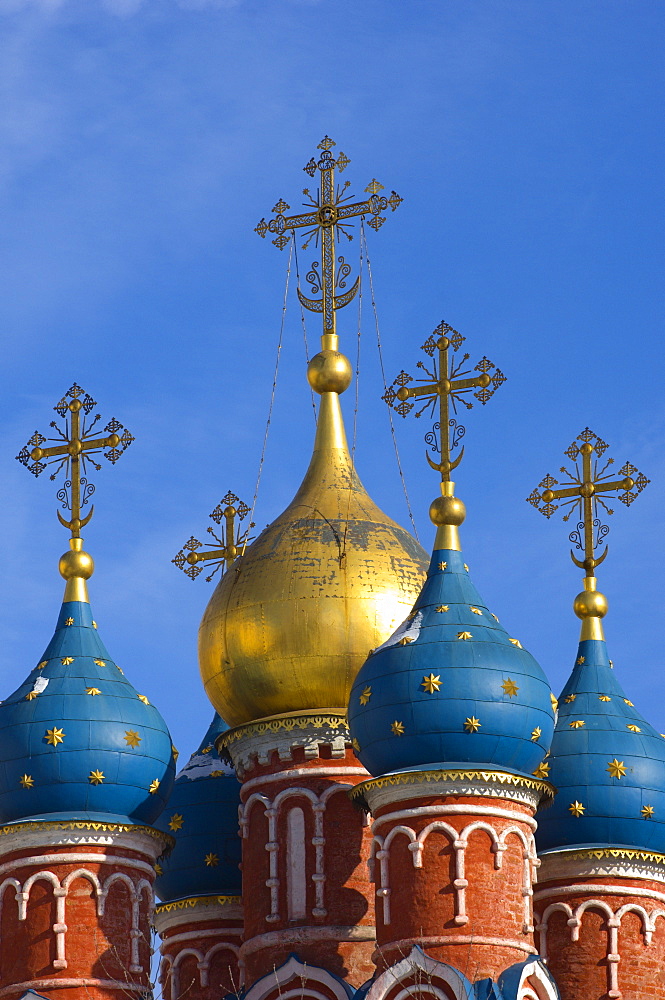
[65, 617, 74, 626]
[171, 745, 179, 762]
[438, 561, 447, 570]
[37, 661, 47, 670]
[391, 720, 405, 735]
[464, 716, 481, 733]
[509, 638, 522, 648]
[61, 657, 74, 665]
[551, 693, 559, 711]
[25, 692, 38, 701]
[626, 724, 641, 733]
[569, 801, 586, 817]
[210, 769, 224, 777]
[359, 686, 372, 706]
[154, 863, 163, 875]
[398, 636, 414, 646]
[116, 665, 124, 674]
[598, 695, 611, 702]
[45, 727, 65, 746]
[576, 656, 585, 665]
[607, 758, 627, 779]
[137, 694, 150, 705]
[457, 631, 472, 640]
[89, 770, 105, 785]
[124, 730, 142, 748]
[205, 853, 219, 867]
[86, 687, 101, 696]
[569, 720, 585, 729]
[19, 774, 34, 788]
[491, 613, 499, 622]
[501, 679, 519, 698]
[92, 621, 98, 628]
[202, 745, 212, 754]
[624, 699, 634, 707]
[436, 605, 449, 612]
[565, 694, 577, 703]
[470, 607, 482, 615]
[351, 738, 361, 752]
[642, 805, 655, 819]
[421, 673, 441, 693]
[94, 659, 106, 667]
[168, 814, 184, 832]
[531, 727, 542, 741]
[149, 779, 160, 794]
[533, 761, 550, 779]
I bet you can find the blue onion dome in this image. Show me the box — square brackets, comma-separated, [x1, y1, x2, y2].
[348, 485, 555, 779]
[537, 580, 665, 854]
[0, 539, 176, 826]
[154, 713, 241, 902]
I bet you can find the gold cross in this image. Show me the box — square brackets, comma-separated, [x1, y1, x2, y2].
[255, 136, 402, 343]
[527, 427, 649, 575]
[383, 321, 505, 481]
[173, 491, 253, 582]
[16, 383, 133, 538]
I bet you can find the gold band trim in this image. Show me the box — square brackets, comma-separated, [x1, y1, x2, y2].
[0, 819, 174, 848]
[541, 846, 665, 867]
[155, 894, 242, 914]
[218, 712, 350, 750]
[350, 768, 555, 802]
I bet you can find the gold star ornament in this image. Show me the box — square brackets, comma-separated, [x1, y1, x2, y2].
[626, 724, 641, 733]
[19, 774, 34, 788]
[137, 694, 150, 705]
[45, 727, 65, 747]
[438, 561, 447, 571]
[94, 659, 106, 667]
[569, 801, 586, 817]
[564, 694, 577, 703]
[509, 638, 522, 649]
[149, 779, 160, 794]
[501, 678, 519, 698]
[65, 617, 74, 626]
[576, 656, 585, 665]
[464, 716, 481, 733]
[124, 730, 142, 748]
[607, 759, 627, 779]
[351, 737, 361, 752]
[531, 727, 542, 741]
[457, 631, 472, 640]
[398, 636, 414, 646]
[642, 805, 655, 819]
[421, 673, 441, 694]
[205, 852, 219, 867]
[37, 661, 47, 670]
[25, 691, 38, 701]
[88, 770, 105, 785]
[533, 761, 550, 779]
[470, 607, 482, 615]
[61, 657, 74, 666]
[598, 695, 611, 702]
[86, 687, 101, 696]
[391, 720, 405, 736]
[168, 814, 184, 832]
[569, 720, 586, 729]
[154, 863, 163, 875]
[359, 686, 372, 706]
[436, 605, 449, 613]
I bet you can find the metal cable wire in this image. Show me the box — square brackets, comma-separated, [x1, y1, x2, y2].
[360, 219, 420, 543]
[241, 238, 293, 555]
[293, 235, 318, 424]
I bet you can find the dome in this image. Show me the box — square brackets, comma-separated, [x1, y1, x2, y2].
[536, 635, 665, 854]
[154, 713, 241, 902]
[0, 580, 175, 826]
[199, 385, 428, 727]
[348, 546, 555, 778]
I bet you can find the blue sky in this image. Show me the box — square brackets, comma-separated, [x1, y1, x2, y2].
[1, 0, 664, 762]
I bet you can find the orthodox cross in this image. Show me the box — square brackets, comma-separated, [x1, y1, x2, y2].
[383, 321, 506, 481]
[527, 427, 649, 575]
[173, 491, 253, 582]
[255, 136, 402, 344]
[16, 383, 133, 537]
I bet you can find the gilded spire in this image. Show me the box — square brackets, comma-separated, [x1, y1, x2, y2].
[383, 321, 506, 548]
[255, 135, 402, 345]
[16, 383, 134, 602]
[527, 427, 649, 639]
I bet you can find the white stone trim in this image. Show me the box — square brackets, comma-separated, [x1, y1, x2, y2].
[0, 978, 146, 996]
[223, 718, 352, 778]
[364, 946, 472, 1000]
[154, 897, 243, 934]
[0, 826, 163, 860]
[239, 923, 376, 958]
[375, 935, 536, 958]
[370, 813, 537, 932]
[241, 765, 368, 794]
[239, 781, 355, 922]
[243, 953, 352, 1000]
[361, 775, 543, 814]
[538, 849, 665, 885]
[534, 887, 665, 1000]
[372, 802, 537, 832]
[0, 852, 154, 880]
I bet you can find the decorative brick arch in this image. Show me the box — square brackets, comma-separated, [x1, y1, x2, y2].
[243, 955, 353, 1000]
[363, 948, 474, 1000]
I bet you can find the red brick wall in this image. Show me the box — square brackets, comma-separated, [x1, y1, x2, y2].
[159, 916, 242, 1000]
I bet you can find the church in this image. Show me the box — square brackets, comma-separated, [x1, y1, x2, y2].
[0, 137, 663, 1000]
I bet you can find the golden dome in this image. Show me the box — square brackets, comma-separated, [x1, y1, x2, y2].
[198, 351, 428, 727]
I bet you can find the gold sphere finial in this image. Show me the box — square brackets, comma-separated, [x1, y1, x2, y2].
[430, 481, 465, 551]
[307, 350, 353, 395]
[573, 576, 608, 641]
[59, 537, 94, 603]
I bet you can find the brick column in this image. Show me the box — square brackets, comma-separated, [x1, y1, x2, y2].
[535, 848, 665, 1000]
[352, 769, 552, 983]
[219, 713, 376, 988]
[156, 896, 243, 1000]
[0, 820, 169, 1000]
